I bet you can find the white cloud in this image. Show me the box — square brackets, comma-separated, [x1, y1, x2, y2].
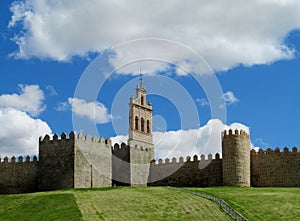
[197, 91, 238, 109]
[56, 101, 70, 111]
[253, 137, 270, 149]
[196, 98, 209, 107]
[46, 85, 58, 96]
[68, 98, 112, 123]
[8, 0, 300, 73]
[251, 146, 260, 152]
[111, 135, 128, 146]
[153, 119, 249, 159]
[0, 85, 51, 157]
[111, 119, 252, 160]
[0, 84, 46, 116]
[0, 108, 52, 157]
[223, 91, 239, 105]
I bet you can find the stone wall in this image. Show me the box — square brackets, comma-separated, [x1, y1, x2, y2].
[222, 129, 250, 187]
[74, 133, 112, 188]
[128, 139, 154, 186]
[251, 147, 300, 187]
[38, 132, 75, 191]
[112, 143, 130, 186]
[0, 156, 38, 194]
[149, 154, 223, 187]
[2, 130, 300, 194]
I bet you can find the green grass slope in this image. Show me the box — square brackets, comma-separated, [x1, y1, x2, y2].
[0, 187, 232, 221]
[0, 192, 82, 221]
[188, 187, 300, 221]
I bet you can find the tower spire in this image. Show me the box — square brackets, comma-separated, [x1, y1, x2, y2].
[139, 68, 143, 87]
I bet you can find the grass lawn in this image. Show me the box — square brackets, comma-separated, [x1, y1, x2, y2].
[0, 192, 82, 221]
[74, 187, 232, 221]
[0, 187, 232, 221]
[1, 187, 298, 221]
[188, 187, 300, 221]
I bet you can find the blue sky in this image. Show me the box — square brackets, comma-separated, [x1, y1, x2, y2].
[1, 0, 300, 159]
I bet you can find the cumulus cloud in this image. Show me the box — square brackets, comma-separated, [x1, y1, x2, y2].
[68, 98, 112, 123]
[0, 84, 45, 116]
[0, 108, 52, 157]
[8, 0, 300, 73]
[153, 119, 249, 159]
[223, 91, 239, 105]
[0, 85, 51, 157]
[111, 118, 251, 160]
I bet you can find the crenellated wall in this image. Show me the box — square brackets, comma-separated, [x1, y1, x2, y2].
[1, 129, 300, 194]
[251, 147, 300, 187]
[0, 156, 38, 194]
[128, 140, 154, 186]
[74, 132, 112, 188]
[148, 154, 223, 187]
[112, 143, 130, 186]
[38, 132, 75, 191]
[38, 131, 112, 191]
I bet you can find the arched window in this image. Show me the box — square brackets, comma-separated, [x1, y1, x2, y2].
[147, 120, 150, 133]
[141, 95, 144, 105]
[135, 116, 139, 130]
[141, 118, 145, 132]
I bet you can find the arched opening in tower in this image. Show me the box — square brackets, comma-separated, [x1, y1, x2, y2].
[141, 118, 145, 132]
[147, 120, 150, 133]
[141, 95, 144, 105]
[135, 116, 139, 130]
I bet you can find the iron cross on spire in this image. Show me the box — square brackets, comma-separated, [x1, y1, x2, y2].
[139, 68, 143, 87]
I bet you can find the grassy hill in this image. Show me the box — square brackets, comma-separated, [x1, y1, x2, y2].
[188, 187, 300, 221]
[0, 187, 232, 221]
[0, 187, 299, 221]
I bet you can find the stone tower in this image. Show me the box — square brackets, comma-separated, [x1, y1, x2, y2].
[222, 129, 250, 187]
[38, 132, 112, 191]
[128, 76, 154, 185]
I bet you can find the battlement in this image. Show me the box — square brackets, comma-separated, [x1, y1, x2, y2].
[222, 129, 250, 139]
[0, 155, 38, 163]
[39, 132, 75, 144]
[222, 128, 250, 187]
[76, 132, 112, 148]
[38, 131, 113, 155]
[148, 153, 223, 187]
[152, 153, 221, 165]
[112, 143, 128, 152]
[250, 146, 300, 187]
[0, 155, 38, 194]
[39, 131, 112, 145]
[112, 142, 130, 161]
[251, 146, 299, 156]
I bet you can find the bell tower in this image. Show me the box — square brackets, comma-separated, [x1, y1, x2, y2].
[129, 75, 153, 144]
[128, 75, 154, 186]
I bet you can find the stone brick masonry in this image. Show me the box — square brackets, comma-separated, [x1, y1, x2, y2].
[1, 129, 299, 194]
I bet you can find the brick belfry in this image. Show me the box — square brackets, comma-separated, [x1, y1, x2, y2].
[128, 74, 154, 185]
